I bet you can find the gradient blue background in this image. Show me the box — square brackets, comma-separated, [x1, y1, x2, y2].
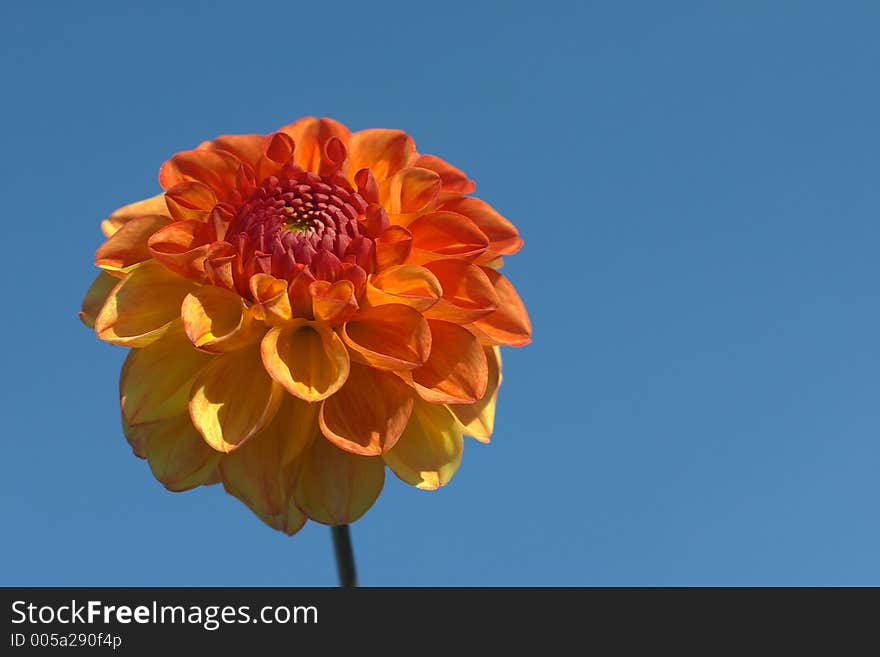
[1, 1, 877, 586]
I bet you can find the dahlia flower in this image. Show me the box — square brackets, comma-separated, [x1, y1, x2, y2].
[80, 117, 531, 536]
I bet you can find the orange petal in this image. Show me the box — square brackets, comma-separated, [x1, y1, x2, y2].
[380, 167, 441, 215]
[147, 220, 215, 281]
[319, 362, 414, 456]
[294, 437, 385, 525]
[263, 131, 296, 164]
[101, 194, 169, 237]
[341, 303, 431, 371]
[406, 211, 488, 264]
[95, 214, 171, 272]
[469, 268, 532, 347]
[158, 148, 242, 202]
[310, 279, 358, 324]
[189, 344, 284, 453]
[422, 260, 498, 324]
[181, 285, 261, 352]
[448, 346, 501, 443]
[220, 395, 318, 535]
[438, 197, 523, 257]
[383, 399, 463, 490]
[164, 181, 218, 222]
[347, 129, 415, 183]
[411, 320, 488, 404]
[120, 322, 213, 425]
[206, 134, 265, 169]
[278, 116, 351, 173]
[249, 273, 292, 323]
[374, 225, 413, 270]
[145, 414, 223, 492]
[94, 261, 196, 347]
[364, 265, 441, 312]
[412, 154, 476, 195]
[260, 321, 350, 402]
[79, 271, 121, 328]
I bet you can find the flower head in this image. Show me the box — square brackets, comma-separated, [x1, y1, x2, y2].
[81, 117, 531, 534]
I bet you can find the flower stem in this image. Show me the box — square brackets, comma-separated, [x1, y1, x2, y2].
[331, 525, 358, 587]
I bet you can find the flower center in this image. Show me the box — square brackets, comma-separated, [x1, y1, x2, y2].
[227, 167, 373, 283]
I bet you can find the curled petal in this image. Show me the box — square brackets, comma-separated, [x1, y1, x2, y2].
[469, 268, 532, 347]
[80, 271, 121, 328]
[342, 303, 431, 371]
[406, 211, 489, 264]
[164, 181, 218, 222]
[422, 260, 498, 323]
[220, 396, 318, 535]
[206, 134, 265, 169]
[95, 214, 171, 272]
[438, 197, 523, 257]
[319, 136, 347, 176]
[412, 320, 488, 404]
[120, 322, 213, 425]
[147, 220, 215, 281]
[94, 261, 196, 347]
[249, 273, 292, 323]
[181, 285, 261, 352]
[383, 399, 463, 490]
[347, 129, 415, 182]
[374, 225, 412, 270]
[203, 242, 241, 293]
[159, 148, 242, 202]
[294, 437, 385, 525]
[145, 414, 223, 492]
[287, 265, 317, 319]
[310, 279, 358, 324]
[319, 362, 414, 456]
[278, 116, 351, 173]
[380, 167, 441, 215]
[364, 264, 441, 312]
[263, 131, 296, 164]
[261, 321, 350, 402]
[412, 154, 476, 195]
[101, 194, 169, 237]
[189, 344, 284, 453]
[448, 346, 501, 443]
[355, 169, 380, 205]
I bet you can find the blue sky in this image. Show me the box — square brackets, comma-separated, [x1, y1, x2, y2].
[1, 1, 878, 585]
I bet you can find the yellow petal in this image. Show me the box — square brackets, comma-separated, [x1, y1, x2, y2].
[79, 271, 121, 328]
[383, 399, 463, 490]
[145, 414, 223, 492]
[220, 395, 318, 535]
[260, 321, 350, 402]
[94, 261, 196, 347]
[181, 285, 261, 352]
[294, 437, 385, 525]
[189, 344, 284, 453]
[120, 322, 213, 425]
[448, 346, 501, 443]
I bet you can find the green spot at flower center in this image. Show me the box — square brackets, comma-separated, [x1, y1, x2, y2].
[283, 216, 312, 233]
